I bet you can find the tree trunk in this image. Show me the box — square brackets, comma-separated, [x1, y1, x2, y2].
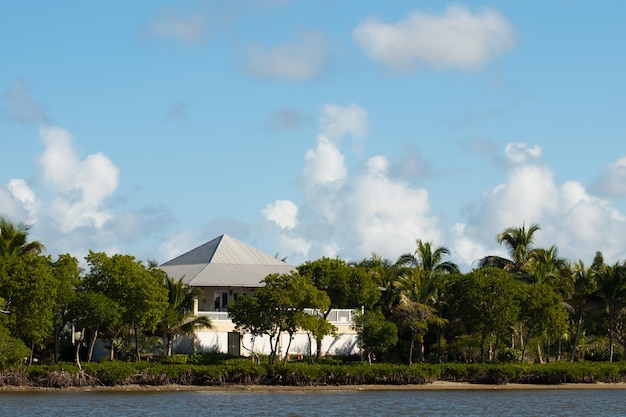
[54, 326, 60, 363]
[609, 309, 615, 362]
[570, 315, 583, 362]
[166, 334, 173, 357]
[134, 323, 141, 362]
[29, 341, 35, 366]
[536, 342, 544, 364]
[408, 336, 414, 366]
[87, 329, 98, 363]
[480, 333, 486, 363]
[75, 328, 85, 371]
[282, 333, 294, 364]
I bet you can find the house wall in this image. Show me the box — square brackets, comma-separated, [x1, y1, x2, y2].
[193, 328, 359, 358]
[173, 311, 360, 358]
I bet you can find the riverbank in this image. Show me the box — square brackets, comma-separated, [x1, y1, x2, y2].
[3, 381, 626, 393]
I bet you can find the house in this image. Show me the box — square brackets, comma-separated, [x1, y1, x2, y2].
[158, 234, 358, 358]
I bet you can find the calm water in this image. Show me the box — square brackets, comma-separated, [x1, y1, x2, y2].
[1, 388, 625, 416]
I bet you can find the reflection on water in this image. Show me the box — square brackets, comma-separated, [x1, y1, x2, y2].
[1, 388, 625, 417]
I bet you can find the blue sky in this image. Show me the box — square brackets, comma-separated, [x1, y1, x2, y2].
[1, 1, 625, 270]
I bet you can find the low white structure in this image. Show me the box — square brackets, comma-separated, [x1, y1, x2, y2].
[158, 234, 359, 357]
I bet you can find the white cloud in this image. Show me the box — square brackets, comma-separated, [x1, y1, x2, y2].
[3, 79, 49, 124]
[266, 103, 442, 264]
[0, 124, 176, 264]
[243, 31, 328, 80]
[38, 126, 119, 232]
[8, 179, 37, 217]
[353, 5, 516, 71]
[590, 154, 626, 198]
[145, 8, 208, 45]
[262, 200, 299, 230]
[455, 143, 626, 268]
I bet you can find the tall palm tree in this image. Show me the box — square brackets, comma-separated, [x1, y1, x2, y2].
[593, 262, 626, 362]
[479, 223, 540, 276]
[397, 240, 460, 278]
[0, 216, 45, 256]
[565, 260, 596, 361]
[159, 277, 212, 356]
[396, 240, 459, 362]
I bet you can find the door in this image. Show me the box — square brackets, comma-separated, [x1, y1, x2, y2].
[227, 332, 241, 356]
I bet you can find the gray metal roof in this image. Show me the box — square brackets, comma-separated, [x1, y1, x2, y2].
[158, 234, 294, 287]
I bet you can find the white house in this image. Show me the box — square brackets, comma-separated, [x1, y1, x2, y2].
[158, 234, 359, 358]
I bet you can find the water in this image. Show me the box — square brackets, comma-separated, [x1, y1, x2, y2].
[1, 388, 625, 416]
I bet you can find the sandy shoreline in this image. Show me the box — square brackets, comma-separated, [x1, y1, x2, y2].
[3, 381, 626, 393]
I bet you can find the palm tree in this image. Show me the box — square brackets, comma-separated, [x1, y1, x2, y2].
[396, 240, 459, 362]
[593, 263, 626, 362]
[526, 245, 568, 286]
[353, 253, 400, 317]
[159, 277, 212, 356]
[397, 240, 460, 278]
[0, 216, 45, 256]
[479, 223, 540, 275]
[565, 260, 597, 361]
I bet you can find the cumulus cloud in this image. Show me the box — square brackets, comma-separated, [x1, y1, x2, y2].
[144, 7, 208, 45]
[353, 5, 516, 71]
[243, 31, 328, 80]
[263, 103, 442, 264]
[8, 179, 37, 216]
[262, 200, 299, 230]
[454, 143, 626, 268]
[3, 79, 49, 124]
[589, 154, 626, 198]
[0, 124, 178, 264]
[38, 126, 119, 232]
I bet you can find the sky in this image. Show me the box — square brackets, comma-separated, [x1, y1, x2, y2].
[1, 1, 625, 271]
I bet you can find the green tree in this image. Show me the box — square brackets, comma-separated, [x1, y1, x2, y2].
[50, 254, 80, 362]
[0, 216, 45, 256]
[593, 262, 626, 362]
[69, 291, 122, 364]
[397, 240, 460, 278]
[479, 223, 541, 276]
[396, 240, 459, 361]
[230, 272, 331, 364]
[0, 325, 30, 369]
[352, 308, 398, 363]
[83, 252, 168, 361]
[519, 283, 568, 363]
[447, 268, 521, 362]
[0, 254, 58, 364]
[158, 276, 212, 356]
[352, 254, 399, 317]
[565, 260, 596, 361]
[298, 257, 379, 357]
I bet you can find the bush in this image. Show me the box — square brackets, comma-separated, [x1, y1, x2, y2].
[0, 327, 30, 370]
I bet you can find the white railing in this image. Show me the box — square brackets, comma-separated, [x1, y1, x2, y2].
[197, 308, 355, 324]
[198, 311, 231, 321]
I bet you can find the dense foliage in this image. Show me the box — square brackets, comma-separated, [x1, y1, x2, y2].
[3, 359, 626, 388]
[2, 214, 626, 380]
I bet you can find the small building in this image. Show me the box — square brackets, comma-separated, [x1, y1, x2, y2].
[158, 234, 358, 358]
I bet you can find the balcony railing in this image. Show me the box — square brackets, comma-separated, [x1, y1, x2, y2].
[197, 308, 355, 324]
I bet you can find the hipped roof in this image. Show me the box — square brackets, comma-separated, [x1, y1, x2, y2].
[158, 234, 294, 287]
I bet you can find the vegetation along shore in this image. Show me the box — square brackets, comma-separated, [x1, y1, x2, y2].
[3, 215, 626, 390]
